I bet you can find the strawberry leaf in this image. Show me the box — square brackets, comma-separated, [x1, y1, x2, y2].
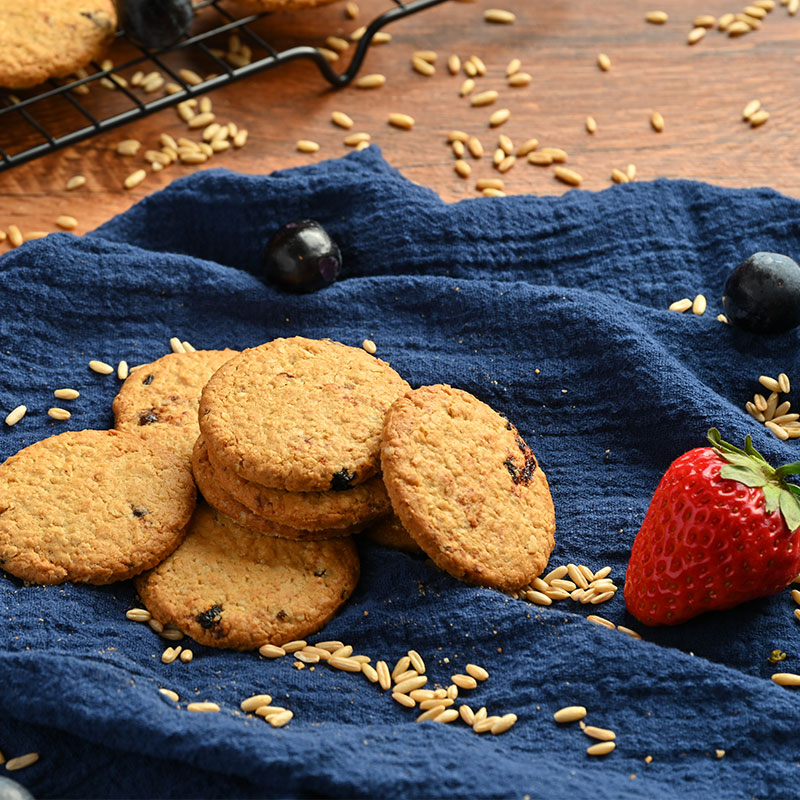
[708, 429, 800, 534]
[762, 483, 783, 515]
[719, 464, 768, 487]
[743, 436, 770, 467]
[774, 461, 800, 481]
[779, 490, 800, 533]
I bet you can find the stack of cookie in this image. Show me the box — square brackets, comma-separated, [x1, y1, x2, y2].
[192, 337, 409, 539]
[127, 337, 411, 648]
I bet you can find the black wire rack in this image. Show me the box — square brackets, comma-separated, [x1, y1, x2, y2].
[0, 0, 451, 173]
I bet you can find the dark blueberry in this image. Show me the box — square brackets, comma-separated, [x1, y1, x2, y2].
[722, 252, 800, 334]
[117, 0, 194, 49]
[262, 219, 342, 293]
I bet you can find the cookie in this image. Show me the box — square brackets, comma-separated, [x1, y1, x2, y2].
[381, 385, 556, 591]
[0, 0, 117, 89]
[191, 435, 363, 540]
[200, 435, 391, 530]
[135, 503, 360, 649]
[365, 514, 423, 555]
[199, 337, 410, 492]
[113, 350, 238, 463]
[0, 429, 196, 585]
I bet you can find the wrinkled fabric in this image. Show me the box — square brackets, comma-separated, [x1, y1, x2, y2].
[1, 148, 799, 800]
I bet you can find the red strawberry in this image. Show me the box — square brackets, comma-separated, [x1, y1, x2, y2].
[625, 428, 800, 626]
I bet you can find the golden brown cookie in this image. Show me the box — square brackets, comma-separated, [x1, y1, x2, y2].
[191, 435, 362, 540]
[365, 514, 423, 555]
[200, 435, 391, 531]
[199, 337, 410, 492]
[381, 385, 556, 591]
[135, 503, 360, 649]
[113, 350, 238, 463]
[0, 429, 196, 585]
[0, 0, 117, 89]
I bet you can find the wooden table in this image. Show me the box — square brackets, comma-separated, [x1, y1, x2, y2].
[2, 0, 799, 244]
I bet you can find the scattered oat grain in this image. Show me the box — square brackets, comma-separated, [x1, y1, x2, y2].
[669, 298, 693, 313]
[651, 112, 664, 132]
[508, 72, 532, 87]
[587, 741, 616, 756]
[357, 73, 386, 89]
[554, 705, 587, 723]
[5, 753, 39, 771]
[388, 113, 414, 129]
[187, 701, 220, 712]
[688, 26, 707, 43]
[471, 90, 499, 107]
[771, 672, 800, 686]
[692, 294, 707, 315]
[412, 56, 435, 76]
[489, 108, 511, 127]
[5, 405, 26, 426]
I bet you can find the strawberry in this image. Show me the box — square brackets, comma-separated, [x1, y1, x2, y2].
[624, 428, 800, 626]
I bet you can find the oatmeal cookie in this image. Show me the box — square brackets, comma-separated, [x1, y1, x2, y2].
[135, 503, 360, 649]
[381, 385, 556, 591]
[0, 429, 195, 584]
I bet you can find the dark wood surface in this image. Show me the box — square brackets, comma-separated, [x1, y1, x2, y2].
[2, 0, 799, 244]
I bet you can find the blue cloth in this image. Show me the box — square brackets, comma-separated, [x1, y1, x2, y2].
[1, 148, 799, 800]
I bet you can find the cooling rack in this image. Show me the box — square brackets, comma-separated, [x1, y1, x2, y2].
[0, 0, 451, 173]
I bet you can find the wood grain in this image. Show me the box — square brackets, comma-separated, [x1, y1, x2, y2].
[2, 0, 799, 245]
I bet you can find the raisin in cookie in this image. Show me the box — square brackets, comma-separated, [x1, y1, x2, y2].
[381, 385, 556, 591]
[0, 0, 116, 89]
[135, 503, 360, 649]
[113, 350, 238, 463]
[0, 429, 196, 584]
[199, 337, 409, 492]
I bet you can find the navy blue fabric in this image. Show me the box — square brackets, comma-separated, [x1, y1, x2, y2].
[1, 148, 799, 800]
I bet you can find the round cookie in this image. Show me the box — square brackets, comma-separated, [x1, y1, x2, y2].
[0, 0, 117, 89]
[381, 385, 556, 591]
[365, 515, 423, 555]
[191, 436, 363, 540]
[113, 350, 239, 464]
[135, 503, 360, 649]
[197, 436, 392, 531]
[200, 435, 391, 531]
[0, 429, 196, 585]
[199, 337, 410, 492]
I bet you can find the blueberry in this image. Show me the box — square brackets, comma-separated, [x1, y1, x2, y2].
[117, 0, 194, 49]
[0, 776, 35, 800]
[263, 220, 342, 293]
[722, 252, 800, 334]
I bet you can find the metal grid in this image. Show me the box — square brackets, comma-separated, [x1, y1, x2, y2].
[0, 0, 451, 173]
